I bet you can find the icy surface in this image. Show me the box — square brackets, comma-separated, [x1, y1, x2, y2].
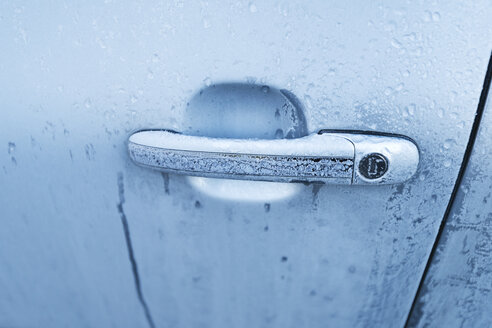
[408, 84, 492, 328]
[129, 131, 354, 157]
[129, 142, 353, 182]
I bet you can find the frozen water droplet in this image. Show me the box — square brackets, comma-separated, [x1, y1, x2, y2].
[402, 108, 409, 117]
[84, 98, 92, 108]
[96, 38, 106, 49]
[443, 159, 452, 168]
[245, 76, 257, 84]
[437, 108, 444, 118]
[147, 69, 154, 79]
[391, 38, 403, 49]
[203, 77, 212, 86]
[403, 33, 417, 42]
[432, 12, 441, 22]
[261, 85, 270, 93]
[274, 108, 281, 119]
[249, 2, 257, 13]
[384, 21, 397, 32]
[275, 129, 284, 139]
[406, 104, 416, 116]
[203, 18, 211, 29]
[419, 170, 428, 181]
[8, 142, 16, 154]
[278, 3, 289, 16]
[443, 139, 456, 150]
[423, 11, 432, 22]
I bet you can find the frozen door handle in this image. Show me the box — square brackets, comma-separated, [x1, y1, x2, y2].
[128, 130, 419, 185]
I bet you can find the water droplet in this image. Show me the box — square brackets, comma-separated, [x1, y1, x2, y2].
[384, 21, 397, 32]
[274, 108, 280, 119]
[203, 77, 212, 87]
[85, 144, 95, 160]
[8, 142, 16, 154]
[147, 69, 154, 79]
[249, 2, 257, 13]
[391, 38, 403, 49]
[443, 139, 456, 150]
[423, 11, 432, 22]
[275, 129, 284, 139]
[261, 85, 270, 93]
[84, 98, 92, 108]
[437, 108, 444, 118]
[443, 159, 452, 168]
[202, 18, 211, 29]
[96, 37, 106, 49]
[419, 170, 429, 181]
[245, 76, 257, 84]
[432, 12, 441, 22]
[406, 104, 416, 116]
[278, 3, 289, 16]
[403, 33, 417, 42]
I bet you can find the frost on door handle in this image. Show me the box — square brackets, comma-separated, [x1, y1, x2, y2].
[127, 130, 419, 185]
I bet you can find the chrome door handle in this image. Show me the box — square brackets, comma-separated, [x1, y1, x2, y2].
[128, 130, 419, 185]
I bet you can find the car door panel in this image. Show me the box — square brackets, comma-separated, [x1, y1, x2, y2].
[0, 1, 491, 327]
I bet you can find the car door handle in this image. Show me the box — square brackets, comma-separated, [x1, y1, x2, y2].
[128, 130, 419, 185]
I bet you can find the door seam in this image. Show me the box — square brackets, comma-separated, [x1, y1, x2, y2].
[404, 51, 492, 327]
